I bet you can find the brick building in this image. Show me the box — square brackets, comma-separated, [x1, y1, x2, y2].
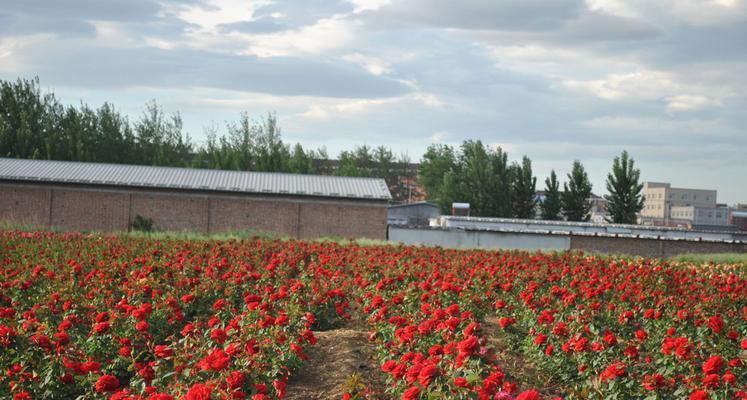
[0, 158, 391, 239]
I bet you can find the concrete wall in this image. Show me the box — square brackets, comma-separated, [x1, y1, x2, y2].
[389, 226, 570, 251]
[0, 182, 387, 239]
[389, 226, 747, 257]
[439, 216, 738, 241]
[570, 235, 747, 258]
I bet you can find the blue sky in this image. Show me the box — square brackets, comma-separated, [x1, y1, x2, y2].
[0, 0, 745, 203]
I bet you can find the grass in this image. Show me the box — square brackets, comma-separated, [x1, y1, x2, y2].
[668, 252, 747, 266]
[0, 219, 390, 247]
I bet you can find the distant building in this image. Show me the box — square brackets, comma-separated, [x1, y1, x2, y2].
[534, 191, 608, 223]
[589, 194, 609, 224]
[452, 203, 470, 217]
[387, 201, 440, 226]
[731, 210, 747, 231]
[670, 205, 731, 230]
[641, 182, 722, 227]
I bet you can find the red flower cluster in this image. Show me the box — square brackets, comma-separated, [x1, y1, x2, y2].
[1, 230, 745, 399]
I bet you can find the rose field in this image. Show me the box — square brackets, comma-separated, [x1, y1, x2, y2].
[1, 230, 746, 400]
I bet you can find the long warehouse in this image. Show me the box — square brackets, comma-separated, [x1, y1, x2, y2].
[0, 158, 391, 239]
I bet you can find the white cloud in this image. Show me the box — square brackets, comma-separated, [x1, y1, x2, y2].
[665, 94, 722, 112]
[342, 53, 392, 75]
[563, 70, 732, 112]
[295, 92, 446, 121]
[348, 0, 392, 13]
[177, 0, 269, 31]
[243, 17, 358, 57]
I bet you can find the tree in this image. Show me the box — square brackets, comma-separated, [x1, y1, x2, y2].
[604, 150, 645, 224]
[419, 144, 456, 201]
[334, 151, 365, 177]
[438, 169, 462, 214]
[253, 113, 289, 172]
[288, 143, 314, 174]
[511, 156, 537, 219]
[541, 170, 562, 220]
[487, 146, 512, 218]
[561, 160, 592, 222]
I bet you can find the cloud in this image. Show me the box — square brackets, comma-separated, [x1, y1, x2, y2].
[562, 69, 733, 113]
[361, 0, 586, 30]
[0, 0, 746, 202]
[0, 37, 410, 98]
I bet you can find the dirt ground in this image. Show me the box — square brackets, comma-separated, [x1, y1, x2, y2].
[285, 326, 390, 400]
[482, 316, 565, 397]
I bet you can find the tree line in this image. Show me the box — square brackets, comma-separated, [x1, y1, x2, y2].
[0, 77, 417, 201]
[419, 141, 644, 224]
[1, 77, 645, 223]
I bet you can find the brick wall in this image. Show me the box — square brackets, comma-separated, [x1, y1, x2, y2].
[0, 182, 388, 239]
[208, 198, 299, 237]
[132, 194, 209, 233]
[0, 186, 51, 227]
[50, 189, 130, 232]
[298, 202, 387, 239]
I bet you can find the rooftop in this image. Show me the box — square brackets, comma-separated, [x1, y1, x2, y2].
[0, 158, 392, 201]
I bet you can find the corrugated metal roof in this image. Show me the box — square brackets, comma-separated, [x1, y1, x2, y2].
[0, 158, 392, 200]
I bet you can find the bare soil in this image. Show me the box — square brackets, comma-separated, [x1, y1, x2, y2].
[482, 316, 565, 398]
[285, 324, 390, 400]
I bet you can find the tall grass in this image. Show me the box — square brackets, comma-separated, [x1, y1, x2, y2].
[668, 253, 747, 266]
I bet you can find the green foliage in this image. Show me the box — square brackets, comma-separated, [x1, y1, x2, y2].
[604, 150, 644, 224]
[668, 253, 747, 266]
[419, 144, 457, 201]
[541, 170, 562, 220]
[0, 77, 423, 199]
[131, 215, 154, 232]
[429, 141, 529, 218]
[561, 160, 593, 222]
[511, 156, 537, 219]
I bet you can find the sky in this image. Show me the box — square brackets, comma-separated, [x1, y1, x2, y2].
[0, 0, 745, 203]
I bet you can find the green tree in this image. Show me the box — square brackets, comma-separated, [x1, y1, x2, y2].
[253, 113, 289, 172]
[419, 144, 456, 201]
[334, 150, 366, 177]
[541, 170, 562, 220]
[604, 150, 645, 224]
[487, 146, 512, 217]
[373, 145, 396, 190]
[561, 160, 593, 222]
[438, 168, 462, 214]
[511, 155, 537, 219]
[288, 143, 314, 174]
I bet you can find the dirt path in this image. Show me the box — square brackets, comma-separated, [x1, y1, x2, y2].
[285, 324, 389, 400]
[482, 316, 564, 397]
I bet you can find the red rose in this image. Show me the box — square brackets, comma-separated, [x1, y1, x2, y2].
[516, 390, 541, 400]
[689, 390, 709, 400]
[417, 364, 438, 387]
[702, 355, 723, 375]
[227, 371, 245, 389]
[95, 374, 120, 393]
[185, 383, 212, 400]
[600, 362, 626, 382]
[402, 386, 419, 400]
[198, 348, 231, 371]
[154, 345, 173, 358]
